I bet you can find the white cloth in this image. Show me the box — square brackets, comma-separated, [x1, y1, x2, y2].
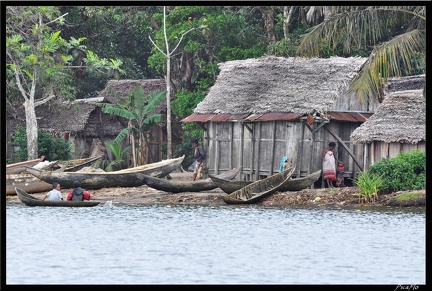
[45, 189, 63, 201]
[323, 150, 336, 181]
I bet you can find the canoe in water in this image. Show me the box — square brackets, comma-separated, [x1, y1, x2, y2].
[15, 187, 100, 207]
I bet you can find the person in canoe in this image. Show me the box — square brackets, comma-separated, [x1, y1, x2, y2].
[42, 182, 63, 201]
[67, 180, 91, 201]
[191, 139, 206, 181]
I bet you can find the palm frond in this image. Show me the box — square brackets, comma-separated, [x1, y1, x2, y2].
[348, 29, 425, 101]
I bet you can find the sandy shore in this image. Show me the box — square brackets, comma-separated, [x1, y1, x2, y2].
[6, 172, 425, 207]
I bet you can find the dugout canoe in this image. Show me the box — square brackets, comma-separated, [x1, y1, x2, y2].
[278, 170, 322, 191]
[15, 187, 100, 207]
[211, 169, 322, 194]
[53, 155, 104, 172]
[222, 166, 296, 204]
[25, 155, 185, 190]
[6, 156, 45, 174]
[135, 167, 241, 193]
[6, 173, 53, 195]
[209, 175, 251, 194]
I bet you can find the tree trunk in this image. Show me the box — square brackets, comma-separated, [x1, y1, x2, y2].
[259, 6, 277, 44]
[166, 56, 172, 159]
[283, 6, 295, 40]
[23, 99, 39, 160]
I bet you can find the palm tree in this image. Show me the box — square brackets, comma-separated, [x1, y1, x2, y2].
[296, 6, 426, 102]
[95, 86, 166, 167]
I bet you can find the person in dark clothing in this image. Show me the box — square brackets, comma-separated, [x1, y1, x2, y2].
[191, 139, 206, 181]
[67, 180, 91, 201]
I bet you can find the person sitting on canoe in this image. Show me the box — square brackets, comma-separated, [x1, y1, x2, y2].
[67, 180, 91, 201]
[42, 182, 63, 201]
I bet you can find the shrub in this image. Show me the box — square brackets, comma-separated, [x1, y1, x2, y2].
[366, 149, 425, 194]
[8, 125, 72, 162]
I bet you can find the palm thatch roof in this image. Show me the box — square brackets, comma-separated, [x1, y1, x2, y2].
[350, 89, 425, 144]
[385, 74, 425, 93]
[98, 79, 167, 113]
[193, 55, 369, 116]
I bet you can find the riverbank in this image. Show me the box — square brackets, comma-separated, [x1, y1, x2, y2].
[6, 172, 425, 208]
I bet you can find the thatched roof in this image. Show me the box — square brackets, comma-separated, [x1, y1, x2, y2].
[350, 89, 425, 144]
[193, 56, 368, 115]
[98, 79, 167, 112]
[385, 74, 425, 93]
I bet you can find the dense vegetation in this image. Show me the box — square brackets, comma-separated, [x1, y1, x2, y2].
[6, 6, 425, 168]
[8, 125, 72, 162]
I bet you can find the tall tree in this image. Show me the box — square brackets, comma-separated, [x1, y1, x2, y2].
[6, 6, 124, 160]
[295, 6, 426, 102]
[148, 6, 206, 159]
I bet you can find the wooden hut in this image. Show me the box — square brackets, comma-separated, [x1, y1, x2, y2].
[6, 79, 178, 164]
[6, 97, 126, 161]
[182, 56, 382, 186]
[351, 88, 425, 170]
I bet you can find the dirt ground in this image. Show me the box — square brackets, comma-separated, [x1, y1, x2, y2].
[6, 172, 425, 207]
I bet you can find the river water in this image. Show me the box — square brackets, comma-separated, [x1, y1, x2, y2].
[6, 203, 426, 285]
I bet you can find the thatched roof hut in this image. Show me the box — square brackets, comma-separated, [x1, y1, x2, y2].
[187, 55, 374, 120]
[182, 56, 381, 182]
[351, 89, 425, 144]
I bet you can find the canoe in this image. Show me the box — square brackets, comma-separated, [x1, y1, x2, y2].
[53, 155, 104, 172]
[211, 169, 322, 194]
[209, 176, 251, 194]
[135, 167, 241, 193]
[25, 155, 185, 190]
[222, 166, 296, 204]
[15, 187, 100, 207]
[6, 173, 53, 195]
[6, 156, 45, 174]
[278, 170, 322, 191]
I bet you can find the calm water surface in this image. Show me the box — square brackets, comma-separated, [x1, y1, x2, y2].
[6, 203, 426, 285]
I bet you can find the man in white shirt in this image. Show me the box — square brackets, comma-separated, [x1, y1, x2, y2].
[42, 182, 63, 201]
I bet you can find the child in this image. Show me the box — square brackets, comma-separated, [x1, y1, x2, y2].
[336, 161, 345, 187]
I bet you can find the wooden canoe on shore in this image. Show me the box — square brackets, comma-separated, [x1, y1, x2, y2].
[135, 167, 241, 193]
[222, 166, 296, 204]
[6, 173, 53, 195]
[6, 156, 45, 174]
[53, 155, 103, 172]
[278, 170, 322, 191]
[15, 187, 100, 207]
[25, 155, 185, 190]
[211, 169, 322, 194]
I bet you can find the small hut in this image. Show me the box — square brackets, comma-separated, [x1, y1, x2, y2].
[182, 56, 381, 185]
[6, 79, 178, 164]
[350, 88, 425, 169]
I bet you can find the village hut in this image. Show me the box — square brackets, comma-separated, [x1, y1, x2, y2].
[6, 97, 125, 161]
[6, 79, 177, 164]
[182, 56, 382, 185]
[350, 88, 425, 170]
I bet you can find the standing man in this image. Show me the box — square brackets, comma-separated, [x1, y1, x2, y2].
[322, 142, 338, 188]
[191, 139, 206, 181]
[42, 182, 63, 201]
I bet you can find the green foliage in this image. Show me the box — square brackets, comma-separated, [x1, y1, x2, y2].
[92, 140, 130, 172]
[8, 125, 71, 162]
[362, 149, 426, 194]
[267, 38, 298, 57]
[352, 172, 384, 203]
